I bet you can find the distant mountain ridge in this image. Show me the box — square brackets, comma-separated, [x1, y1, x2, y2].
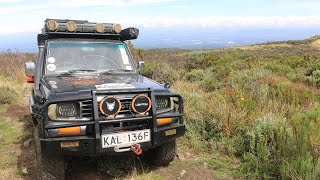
[258, 35, 320, 46]
[0, 27, 319, 52]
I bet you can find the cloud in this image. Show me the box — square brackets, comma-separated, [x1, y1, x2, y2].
[193, 41, 203, 45]
[287, 2, 320, 10]
[166, 5, 190, 9]
[116, 16, 320, 28]
[1, 15, 320, 35]
[0, 26, 38, 34]
[0, 0, 176, 17]
[50, 0, 175, 7]
[0, 4, 47, 15]
[227, 41, 236, 44]
[0, 0, 24, 3]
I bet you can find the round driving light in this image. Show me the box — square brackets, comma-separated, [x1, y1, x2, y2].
[100, 96, 121, 116]
[66, 21, 77, 32]
[112, 24, 122, 34]
[46, 20, 58, 32]
[132, 94, 152, 114]
[95, 23, 105, 33]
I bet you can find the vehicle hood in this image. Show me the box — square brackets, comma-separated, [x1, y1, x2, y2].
[42, 74, 166, 93]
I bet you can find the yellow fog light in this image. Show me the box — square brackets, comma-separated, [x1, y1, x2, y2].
[157, 118, 173, 126]
[112, 23, 122, 33]
[165, 129, 176, 136]
[66, 21, 77, 32]
[58, 126, 81, 135]
[48, 104, 57, 120]
[61, 141, 79, 148]
[46, 20, 58, 31]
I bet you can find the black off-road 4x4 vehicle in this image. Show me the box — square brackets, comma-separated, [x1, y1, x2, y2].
[25, 19, 185, 179]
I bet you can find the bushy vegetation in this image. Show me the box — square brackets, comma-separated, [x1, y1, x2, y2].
[0, 50, 34, 105]
[133, 38, 320, 179]
[0, 86, 18, 104]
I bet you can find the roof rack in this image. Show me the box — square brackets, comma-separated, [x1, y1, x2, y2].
[43, 18, 121, 34]
[37, 19, 139, 45]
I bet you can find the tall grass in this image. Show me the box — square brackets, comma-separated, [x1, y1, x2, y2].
[138, 38, 320, 179]
[0, 50, 36, 82]
[0, 50, 35, 104]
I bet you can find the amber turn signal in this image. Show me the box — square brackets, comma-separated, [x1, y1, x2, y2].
[157, 118, 173, 125]
[58, 126, 81, 135]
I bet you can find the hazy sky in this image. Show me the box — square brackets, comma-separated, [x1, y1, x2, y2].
[0, 0, 320, 50]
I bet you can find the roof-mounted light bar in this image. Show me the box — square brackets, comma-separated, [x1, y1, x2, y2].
[44, 19, 122, 34]
[46, 20, 58, 32]
[66, 21, 77, 32]
[112, 24, 122, 34]
[95, 23, 105, 33]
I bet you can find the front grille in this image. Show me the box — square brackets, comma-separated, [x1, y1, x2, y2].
[97, 93, 152, 133]
[97, 94, 151, 119]
[81, 100, 93, 118]
[118, 98, 132, 115]
[101, 120, 148, 133]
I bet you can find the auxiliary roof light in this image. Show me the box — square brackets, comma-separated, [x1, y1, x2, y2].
[112, 24, 122, 34]
[66, 21, 77, 32]
[46, 20, 58, 32]
[95, 23, 105, 33]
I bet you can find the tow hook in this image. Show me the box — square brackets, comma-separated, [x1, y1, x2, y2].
[130, 144, 142, 155]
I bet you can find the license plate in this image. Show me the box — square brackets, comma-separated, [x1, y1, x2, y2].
[101, 129, 151, 148]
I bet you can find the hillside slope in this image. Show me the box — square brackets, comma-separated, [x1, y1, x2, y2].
[138, 35, 320, 179]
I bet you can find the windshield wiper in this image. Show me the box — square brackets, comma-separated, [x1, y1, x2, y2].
[57, 69, 98, 77]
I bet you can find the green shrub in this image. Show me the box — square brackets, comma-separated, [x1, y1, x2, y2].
[242, 114, 285, 178]
[241, 106, 320, 179]
[306, 69, 320, 87]
[140, 60, 181, 83]
[183, 69, 206, 82]
[185, 50, 219, 70]
[0, 86, 18, 104]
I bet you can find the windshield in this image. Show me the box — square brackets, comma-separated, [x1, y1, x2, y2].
[45, 41, 135, 75]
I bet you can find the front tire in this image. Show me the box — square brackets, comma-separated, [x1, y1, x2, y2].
[34, 124, 67, 180]
[145, 140, 176, 166]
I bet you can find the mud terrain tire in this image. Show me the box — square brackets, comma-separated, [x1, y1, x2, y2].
[145, 140, 176, 166]
[34, 124, 67, 180]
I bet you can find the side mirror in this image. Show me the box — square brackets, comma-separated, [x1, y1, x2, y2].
[164, 82, 171, 89]
[138, 61, 145, 71]
[25, 61, 36, 83]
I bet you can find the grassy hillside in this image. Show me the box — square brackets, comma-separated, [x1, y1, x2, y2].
[1, 36, 320, 179]
[134, 35, 320, 179]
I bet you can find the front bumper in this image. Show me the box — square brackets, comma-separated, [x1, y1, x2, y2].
[39, 89, 185, 156]
[41, 124, 185, 156]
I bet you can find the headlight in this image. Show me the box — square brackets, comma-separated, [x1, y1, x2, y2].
[48, 103, 79, 120]
[156, 97, 170, 109]
[57, 103, 77, 117]
[155, 97, 175, 114]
